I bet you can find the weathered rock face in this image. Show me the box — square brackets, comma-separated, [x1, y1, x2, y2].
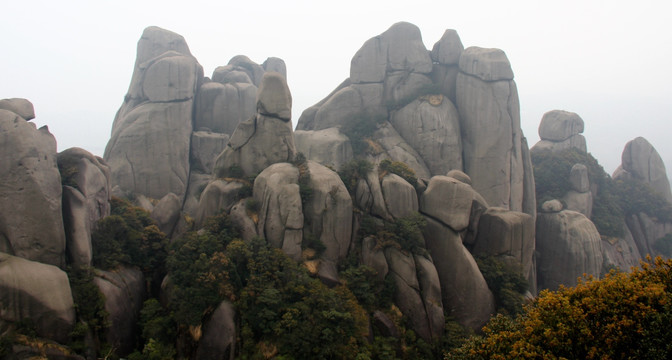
[456, 47, 525, 211]
[303, 161, 353, 264]
[253, 163, 303, 260]
[195, 301, 236, 360]
[294, 128, 353, 170]
[0, 108, 65, 267]
[195, 180, 245, 227]
[531, 110, 587, 153]
[414, 254, 445, 340]
[59, 148, 111, 266]
[430, 29, 463, 104]
[381, 173, 418, 219]
[0, 253, 75, 343]
[94, 267, 146, 356]
[213, 72, 296, 178]
[422, 217, 494, 330]
[536, 203, 603, 290]
[390, 97, 462, 175]
[105, 26, 202, 201]
[194, 81, 257, 135]
[614, 137, 672, 202]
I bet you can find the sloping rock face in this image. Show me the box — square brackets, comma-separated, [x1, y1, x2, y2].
[213, 72, 296, 178]
[531, 110, 587, 153]
[104, 26, 202, 201]
[0, 253, 75, 343]
[0, 98, 35, 120]
[536, 202, 603, 290]
[0, 107, 66, 267]
[59, 148, 111, 266]
[294, 128, 353, 170]
[614, 137, 672, 202]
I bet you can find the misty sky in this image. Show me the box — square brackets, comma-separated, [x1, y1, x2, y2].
[2, 0, 671, 177]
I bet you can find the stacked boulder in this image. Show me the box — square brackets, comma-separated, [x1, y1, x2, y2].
[296, 22, 535, 214]
[532, 110, 586, 153]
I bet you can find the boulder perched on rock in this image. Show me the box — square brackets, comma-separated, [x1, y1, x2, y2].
[0, 109, 65, 267]
[94, 267, 145, 356]
[214, 72, 296, 178]
[613, 137, 672, 202]
[420, 175, 474, 232]
[532, 110, 587, 153]
[0, 98, 35, 120]
[536, 203, 603, 290]
[0, 253, 75, 343]
[456, 47, 526, 211]
[104, 26, 202, 201]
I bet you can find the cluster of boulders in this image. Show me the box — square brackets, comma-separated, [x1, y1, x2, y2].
[0, 99, 144, 356]
[3, 21, 672, 359]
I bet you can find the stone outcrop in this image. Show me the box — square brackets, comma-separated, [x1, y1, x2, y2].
[294, 128, 353, 170]
[536, 201, 603, 290]
[531, 110, 587, 153]
[213, 72, 296, 178]
[614, 137, 672, 202]
[0, 253, 75, 343]
[105, 26, 201, 201]
[562, 163, 593, 217]
[0, 107, 65, 267]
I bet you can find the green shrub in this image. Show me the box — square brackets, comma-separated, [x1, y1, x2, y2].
[338, 159, 373, 195]
[340, 112, 386, 156]
[531, 148, 624, 237]
[340, 265, 395, 312]
[475, 256, 528, 315]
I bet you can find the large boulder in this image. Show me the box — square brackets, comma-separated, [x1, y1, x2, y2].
[94, 267, 146, 356]
[105, 26, 202, 201]
[614, 137, 672, 202]
[536, 204, 603, 290]
[0, 109, 65, 267]
[381, 173, 418, 219]
[456, 47, 524, 211]
[195, 180, 245, 227]
[58, 148, 111, 266]
[0, 98, 35, 120]
[369, 122, 431, 179]
[420, 175, 474, 232]
[0, 253, 75, 343]
[422, 217, 494, 330]
[303, 161, 353, 278]
[213, 72, 296, 178]
[430, 29, 464, 104]
[253, 163, 303, 260]
[531, 110, 587, 153]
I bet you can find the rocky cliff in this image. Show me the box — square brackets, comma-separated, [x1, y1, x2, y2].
[2, 22, 671, 359]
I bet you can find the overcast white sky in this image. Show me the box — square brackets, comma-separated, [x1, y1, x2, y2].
[2, 0, 671, 176]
